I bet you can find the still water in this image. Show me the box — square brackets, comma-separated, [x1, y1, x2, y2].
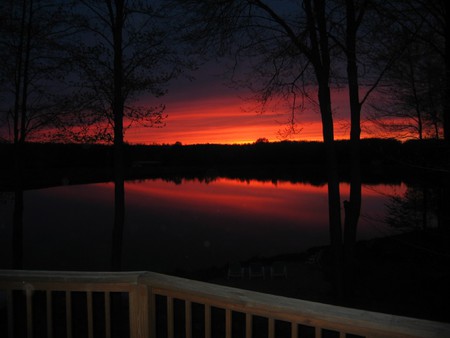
[0, 178, 405, 273]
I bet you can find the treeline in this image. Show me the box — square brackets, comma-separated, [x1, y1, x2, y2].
[1, 137, 448, 169]
[0, 139, 450, 190]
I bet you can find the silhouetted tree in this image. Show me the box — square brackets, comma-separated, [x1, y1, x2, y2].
[0, 0, 72, 268]
[255, 137, 269, 144]
[370, 47, 443, 140]
[369, 33, 444, 139]
[0, 0, 72, 144]
[370, 0, 450, 235]
[172, 0, 417, 299]
[368, 0, 448, 141]
[334, 0, 408, 296]
[172, 0, 346, 296]
[65, 0, 188, 270]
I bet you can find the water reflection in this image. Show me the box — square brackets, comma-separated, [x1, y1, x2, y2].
[0, 178, 405, 274]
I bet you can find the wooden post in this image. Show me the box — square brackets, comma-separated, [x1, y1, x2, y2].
[129, 284, 150, 338]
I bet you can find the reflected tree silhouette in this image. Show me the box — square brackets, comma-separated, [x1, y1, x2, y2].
[385, 185, 440, 231]
[12, 190, 24, 269]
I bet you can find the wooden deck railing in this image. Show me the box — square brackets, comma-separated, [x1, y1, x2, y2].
[1, 270, 449, 338]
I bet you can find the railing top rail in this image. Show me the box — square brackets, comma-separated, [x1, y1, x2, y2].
[0, 269, 145, 286]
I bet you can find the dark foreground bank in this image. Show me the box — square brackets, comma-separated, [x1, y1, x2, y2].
[183, 229, 450, 323]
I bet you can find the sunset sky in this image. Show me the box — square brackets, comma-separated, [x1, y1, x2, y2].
[125, 61, 364, 145]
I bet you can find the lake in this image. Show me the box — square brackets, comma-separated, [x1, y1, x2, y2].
[0, 177, 405, 274]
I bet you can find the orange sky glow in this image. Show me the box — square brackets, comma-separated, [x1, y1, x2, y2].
[125, 92, 381, 145]
[126, 95, 323, 145]
[123, 63, 390, 145]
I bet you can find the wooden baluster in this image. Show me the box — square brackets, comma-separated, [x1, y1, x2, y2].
[268, 317, 274, 338]
[291, 322, 298, 338]
[65, 291, 72, 338]
[87, 291, 93, 338]
[245, 313, 252, 338]
[25, 286, 33, 338]
[225, 309, 232, 338]
[149, 291, 156, 338]
[185, 300, 192, 338]
[204, 305, 211, 338]
[105, 292, 111, 338]
[167, 296, 174, 338]
[7, 290, 14, 338]
[315, 327, 322, 338]
[46, 291, 53, 338]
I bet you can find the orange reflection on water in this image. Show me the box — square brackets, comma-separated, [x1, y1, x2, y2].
[125, 178, 332, 231]
[124, 178, 405, 235]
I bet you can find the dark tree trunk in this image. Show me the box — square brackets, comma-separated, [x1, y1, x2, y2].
[440, 3, 450, 236]
[111, 0, 125, 271]
[305, 0, 343, 299]
[444, 1, 450, 142]
[343, 0, 362, 299]
[319, 83, 344, 299]
[13, 0, 27, 144]
[19, 0, 33, 143]
[12, 130, 25, 269]
[12, 187, 24, 269]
